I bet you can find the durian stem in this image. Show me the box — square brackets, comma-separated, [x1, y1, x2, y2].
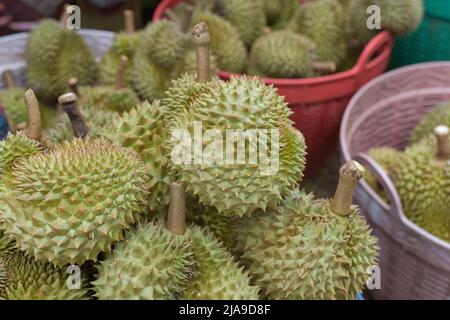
[2, 70, 16, 89]
[58, 93, 89, 139]
[115, 55, 128, 90]
[60, 4, 70, 26]
[312, 62, 336, 74]
[24, 89, 41, 141]
[434, 125, 450, 160]
[124, 10, 135, 34]
[179, 5, 194, 33]
[330, 160, 365, 217]
[166, 182, 187, 235]
[68, 77, 80, 98]
[192, 22, 211, 83]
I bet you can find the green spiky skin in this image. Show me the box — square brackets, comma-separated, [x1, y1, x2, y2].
[364, 147, 401, 202]
[411, 102, 450, 144]
[0, 234, 88, 300]
[46, 107, 115, 143]
[263, 0, 282, 26]
[0, 138, 150, 266]
[235, 190, 378, 299]
[101, 101, 170, 213]
[168, 75, 306, 217]
[183, 225, 259, 300]
[93, 221, 195, 300]
[98, 53, 133, 87]
[174, 49, 218, 78]
[249, 30, 317, 78]
[289, 0, 347, 66]
[26, 19, 97, 104]
[218, 0, 266, 47]
[378, 0, 424, 36]
[142, 20, 189, 70]
[265, 0, 298, 30]
[392, 137, 450, 242]
[79, 86, 139, 114]
[191, 11, 247, 74]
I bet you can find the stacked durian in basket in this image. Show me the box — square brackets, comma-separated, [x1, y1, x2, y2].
[0, 2, 384, 299]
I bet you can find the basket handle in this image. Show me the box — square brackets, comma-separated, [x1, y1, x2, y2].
[354, 153, 405, 224]
[355, 31, 394, 72]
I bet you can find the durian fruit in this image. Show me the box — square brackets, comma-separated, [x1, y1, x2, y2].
[191, 11, 247, 73]
[392, 126, 450, 242]
[0, 234, 88, 300]
[235, 161, 378, 299]
[248, 30, 336, 78]
[289, 0, 347, 67]
[101, 101, 170, 213]
[26, 19, 97, 103]
[411, 101, 450, 144]
[217, 0, 266, 47]
[0, 137, 150, 266]
[264, 0, 298, 30]
[0, 71, 57, 131]
[364, 147, 401, 202]
[167, 23, 306, 217]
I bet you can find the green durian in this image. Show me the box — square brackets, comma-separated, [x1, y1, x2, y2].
[392, 127, 450, 242]
[289, 0, 347, 66]
[0, 234, 88, 300]
[78, 85, 139, 114]
[411, 101, 450, 144]
[248, 30, 319, 78]
[101, 101, 170, 213]
[191, 11, 247, 73]
[235, 161, 378, 299]
[0, 138, 150, 266]
[218, 0, 266, 47]
[26, 19, 97, 103]
[265, 0, 298, 30]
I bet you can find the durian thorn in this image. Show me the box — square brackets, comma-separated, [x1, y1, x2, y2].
[312, 61, 336, 74]
[59, 4, 70, 26]
[124, 10, 135, 34]
[24, 89, 41, 141]
[115, 55, 128, 90]
[330, 160, 365, 217]
[434, 125, 450, 160]
[165, 182, 187, 235]
[2, 70, 16, 89]
[192, 22, 211, 83]
[68, 77, 80, 98]
[58, 92, 90, 139]
[179, 5, 194, 34]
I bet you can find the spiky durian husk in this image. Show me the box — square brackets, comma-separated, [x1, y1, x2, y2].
[289, 0, 347, 66]
[235, 190, 378, 299]
[168, 75, 306, 217]
[93, 221, 195, 300]
[174, 49, 218, 79]
[266, 0, 298, 30]
[392, 137, 450, 242]
[263, 0, 282, 26]
[249, 30, 317, 78]
[101, 101, 170, 213]
[26, 20, 97, 103]
[347, 0, 380, 44]
[0, 138, 150, 266]
[111, 32, 141, 57]
[364, 147, 401, 202]
[411, 102, 450, 144]
[218, 0, 266, 47]
[377, 0, 424, 36]
[0, 234, 88, 300]
[191, 11, 247, 73]
[79, 86, 139, 114]
[98, 53, 133, 87]
[183, 225, 259, 300]
[46, 107, 115, 143]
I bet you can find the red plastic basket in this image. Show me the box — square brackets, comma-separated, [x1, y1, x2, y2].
[153, 0, 394, 175]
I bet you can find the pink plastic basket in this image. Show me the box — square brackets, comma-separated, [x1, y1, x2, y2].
[153, 0, 394, 176]
[340, 62, 450, 300]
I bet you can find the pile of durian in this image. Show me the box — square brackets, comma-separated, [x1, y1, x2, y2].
[165, 0, 424, 78]
[365, 102, 450, 243]
[0, 18, 379, 300]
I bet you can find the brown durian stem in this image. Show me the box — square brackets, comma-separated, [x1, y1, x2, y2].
[434, 125, 450, 160]
[60, 4, 70, 26]
[115, 55, 128, 90]
[68, 77, 80, 98]
[165, 182, 187, 235]
[124, 10, 135, 34]
[192, 22, 211, 83]
[330, 160, 365, 216]
[58, 93, 89, 139]
[2, 70, 16, 89]
[312, 61, 336, 74]
[179, 5, 194, 33]
[24, 89, 41, 141]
